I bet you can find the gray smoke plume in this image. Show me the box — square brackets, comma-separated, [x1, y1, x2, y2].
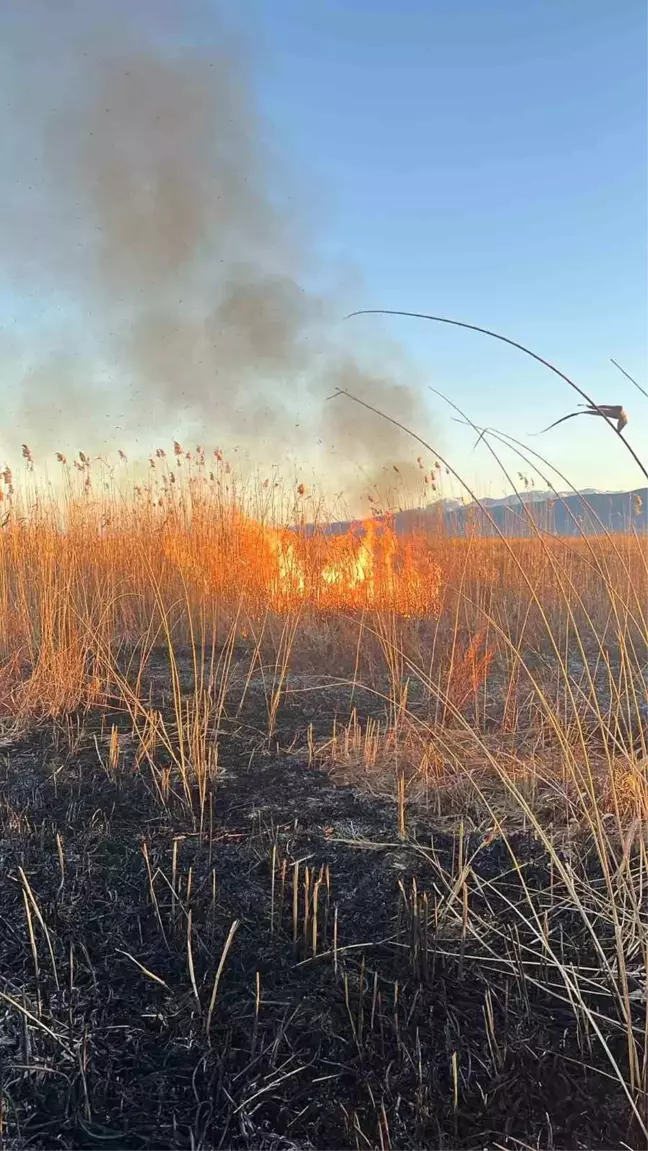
[0, 0, 433, 505]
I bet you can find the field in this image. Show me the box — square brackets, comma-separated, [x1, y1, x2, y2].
[0, 449, 647, 1150]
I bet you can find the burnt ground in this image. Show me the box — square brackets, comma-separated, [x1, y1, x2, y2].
[0, 656, 645, 1149]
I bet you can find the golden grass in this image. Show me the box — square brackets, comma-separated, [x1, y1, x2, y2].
[0, 453, 645, 736]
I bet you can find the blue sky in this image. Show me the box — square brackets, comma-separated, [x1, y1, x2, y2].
[233, 0, 647, 493]
[1, 0, 646, 499]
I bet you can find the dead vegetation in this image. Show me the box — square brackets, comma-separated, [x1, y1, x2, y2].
[0, 452, 647, 1149]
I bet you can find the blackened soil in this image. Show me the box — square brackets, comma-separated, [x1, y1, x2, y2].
[0, 688, 643, 1150]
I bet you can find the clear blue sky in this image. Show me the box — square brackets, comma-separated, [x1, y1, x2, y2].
[1, 0, 646, 498]
[234, 0, 648, 493]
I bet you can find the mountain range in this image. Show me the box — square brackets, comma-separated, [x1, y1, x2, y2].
[312, 488, 648, 538]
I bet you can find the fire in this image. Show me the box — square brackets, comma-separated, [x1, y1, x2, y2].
[195, 512, 442, 615]
[321, 519, 392, 601]
[266, 530, 305, 598]
[160, 508, 441, 615]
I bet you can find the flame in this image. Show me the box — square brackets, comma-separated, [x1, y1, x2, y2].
[321, 519, 393, 602]
[163, 510, 441, 616]
[266, 531, 305, 598]
[253, 514, 438, 614]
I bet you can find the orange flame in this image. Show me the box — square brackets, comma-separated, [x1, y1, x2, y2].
[168, 513, 442, 616]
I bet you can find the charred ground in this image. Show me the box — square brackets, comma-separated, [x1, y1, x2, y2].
[0, 649, 643, 1150]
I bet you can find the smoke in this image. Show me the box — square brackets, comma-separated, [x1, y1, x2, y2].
[0, 0, 433, 505]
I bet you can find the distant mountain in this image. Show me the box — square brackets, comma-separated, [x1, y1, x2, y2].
[304, 489, 647, 538]
[465, 489, 603, 509]
[426, 488, 647, 537]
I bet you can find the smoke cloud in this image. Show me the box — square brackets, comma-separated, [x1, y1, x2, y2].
[0, 0, 434, 506]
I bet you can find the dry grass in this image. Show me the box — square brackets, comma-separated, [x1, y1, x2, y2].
[0, 447, 646, 1148]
